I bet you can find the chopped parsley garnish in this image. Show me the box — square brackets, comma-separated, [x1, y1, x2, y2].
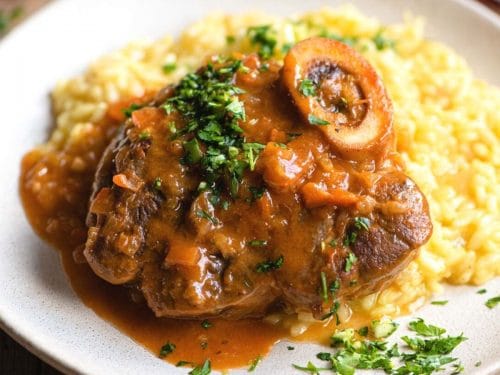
[226, 35, 236, 44]
[320, 272, 328, 301]
[122, 103, 143, 118]
[321, 300, 340, 322]
[163, 58, 262, 198]
[249, 186, 266, 201]
[475, 361, 481, 367]
[299, 79, 317, 97]
[357, 326, 369, 337]
[293, 361, 328, 374]
[477, 288, 487, 294]
[201, 320, 212, 329]
[409, 318, 447, 337]
[138, 130, 151, 141]
[189, 359, 211, 375]
[294, 319, 466, 375]
[329, 239, 338, 247]
[308, 114, 330, 126]
[373, 30, 395, 50]
[153, 177, 162, 190]
[162, 62, 177, 74]
[256, 255, 284, 273]
[319, 30, 358, 47]
[176, 360, 194, 367]
[183, 138, 203, 164]
[248, 240, 268, 247]
[329, 279, 340, 295]
[485, 295, 500, 309]
[353, 217, 370, 231]
[247, 25, 277, 59]
[159, 341, 176, 358]
[344, 252, 357, 272]
[372, 318, 398, 338]
[287, 346, 295, 350]
[431, 300, 448, 306]
[344, 217, 370, 247]
[248, 355, 262, 372]
[196, 209, 218, 225]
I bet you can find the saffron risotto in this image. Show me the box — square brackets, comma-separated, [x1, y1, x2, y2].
[48, 6, 499, 332]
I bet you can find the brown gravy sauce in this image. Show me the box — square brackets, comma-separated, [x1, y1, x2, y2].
[19, 101, 372, 371]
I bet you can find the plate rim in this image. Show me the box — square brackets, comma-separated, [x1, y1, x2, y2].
[1, 0, 499, 374]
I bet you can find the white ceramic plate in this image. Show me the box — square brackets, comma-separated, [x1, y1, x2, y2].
[0, 0, 499, 374]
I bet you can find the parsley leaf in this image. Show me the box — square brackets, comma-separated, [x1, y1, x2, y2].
[122, 103, 143, 118]
[201, 320, 212, 329]
[247, 25, 277, 59]
[299, 79, 317, 97]
[189, 359, 211, 375]
[344, 252, 357, 272]
[485, 295, 500, 309]
[159, 341, 176, 358]
[248, 355, 262, 372]
[196, 209, 218, 225]
[308, 114, 330, 126]
[431, 300, 448, 306]
[409, 318, 446, 337]
[256, 255, 284, 273]
[162, 62, 177, 74]
[248, 240, 268, 247]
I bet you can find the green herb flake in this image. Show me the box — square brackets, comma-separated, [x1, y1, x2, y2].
[189, 359, 211, 375]
[321, 300, 340, 323]
[372, 318, 398, 339]
[249, 186, 266, 201]
[162, 62, 177, 74]
[248, 355, 262, 372]
[431, 300, 448, 306]
[329, 239, 338, 247]
[139, 130, 151, 141]
[344, 252, 357, 273]
[122, 103, 143, 118]
[292, 361, 327, 374]
[299, 79, 317, 97]
[373, 30, 395, 50]
[357, 326, 369, 337]
[153, 177, 162, 190]
[159, 341, 176, 358]
[248, 240, 268, 247]
[247, 25, 277, 59]
[320, 271, 328, 302]
[287, 346, 295, 350]
[195, 209, 218, 225]
[353, 217, 370, 231]
[226, 35, 236, 44]
[408, 318, 446, 337]
[477, 288, 487, 294]
[329, 279, 340, 295]
[485, 295, 500, 309]
[308, 114, 330, 126]
[176, 360, 193, 367]
[201, 320, 212, 329]
[183, 138, 203, 164]
[256, 255, 284, 273]
[475, 361, 482, 367]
